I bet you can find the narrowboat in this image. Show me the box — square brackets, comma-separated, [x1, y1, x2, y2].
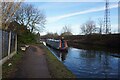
[46, 39, 68, 52]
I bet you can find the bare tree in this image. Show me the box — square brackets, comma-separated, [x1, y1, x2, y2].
[80, 23, 87, 34]
[80, 19, 96, 35]
[98, 18, 104, 34]
[1, 1, 22, 30]
[62, 25, 72, 33]
[14, 3, 46, 33]
[61, 25, 72, 36]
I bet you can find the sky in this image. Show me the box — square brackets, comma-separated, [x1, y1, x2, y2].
[26, 0, 119, 35]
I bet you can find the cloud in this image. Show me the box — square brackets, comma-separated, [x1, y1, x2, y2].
[47, 3, 118, 23]
[111, 24, 118, 32]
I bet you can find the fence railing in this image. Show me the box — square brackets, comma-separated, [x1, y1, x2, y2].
[0, 30, 17, 66]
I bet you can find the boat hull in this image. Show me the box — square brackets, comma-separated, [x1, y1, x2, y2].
[46, 39, 68, 52]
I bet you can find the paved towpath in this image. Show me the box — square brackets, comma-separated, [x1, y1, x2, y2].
[14, 45, 51, 78]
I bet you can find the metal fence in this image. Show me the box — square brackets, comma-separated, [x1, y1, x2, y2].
[0, 30, 17, 64]
[2, 30, 9, 58]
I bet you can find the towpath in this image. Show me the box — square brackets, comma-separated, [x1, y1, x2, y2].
[14, 45, 51, 78]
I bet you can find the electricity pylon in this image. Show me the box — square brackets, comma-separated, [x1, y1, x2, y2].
[104, 0, 111, 34]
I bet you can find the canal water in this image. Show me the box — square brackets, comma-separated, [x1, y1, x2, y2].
[47, 46, 120, 78]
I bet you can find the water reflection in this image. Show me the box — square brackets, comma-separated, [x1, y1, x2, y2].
[48, 47, 119, 78]
[80, 50, 96, 58]
[47, 47, 68, 62]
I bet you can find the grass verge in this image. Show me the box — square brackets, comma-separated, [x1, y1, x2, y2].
[40, 44, 76, 78]
[2, 51, 24, 78]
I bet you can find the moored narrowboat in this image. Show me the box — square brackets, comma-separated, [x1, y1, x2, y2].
[46, 38, 68, 52]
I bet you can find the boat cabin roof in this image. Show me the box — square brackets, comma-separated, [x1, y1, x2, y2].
[47, 39, 60, 42]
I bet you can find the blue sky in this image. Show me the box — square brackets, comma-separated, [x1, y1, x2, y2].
[27, 1, 119, 35]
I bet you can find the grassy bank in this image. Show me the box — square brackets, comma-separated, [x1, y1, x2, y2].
[40, 44, 76, 78]
[2, 50, 24, 78]
[64, 34, 120, 48]
[65, 34, 120, 53]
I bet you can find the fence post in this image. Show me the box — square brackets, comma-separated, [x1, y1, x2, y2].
[8, 31, 11, 59]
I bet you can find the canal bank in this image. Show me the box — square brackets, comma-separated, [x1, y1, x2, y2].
[40, 44, 76, 78]
[2, 44, 76, 78]
[2, 51, 23, 78]
[65, 34, 120, 48]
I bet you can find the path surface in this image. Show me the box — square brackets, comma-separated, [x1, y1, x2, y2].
[14, 45, 51, 78]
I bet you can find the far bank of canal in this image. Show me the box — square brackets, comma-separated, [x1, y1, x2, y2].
[46, 44, 120, 78]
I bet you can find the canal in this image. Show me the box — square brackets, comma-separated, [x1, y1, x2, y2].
[46, 45, 120, 78]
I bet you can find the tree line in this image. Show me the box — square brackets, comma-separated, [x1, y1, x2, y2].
[44, 25, 73, 38]
[44, 17, 110, 38]
[80, 18, 108, 35]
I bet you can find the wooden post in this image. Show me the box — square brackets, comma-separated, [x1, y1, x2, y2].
[8, 31, 11, 59]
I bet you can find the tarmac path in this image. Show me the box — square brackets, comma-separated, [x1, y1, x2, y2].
[14, 45, 51, 78]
